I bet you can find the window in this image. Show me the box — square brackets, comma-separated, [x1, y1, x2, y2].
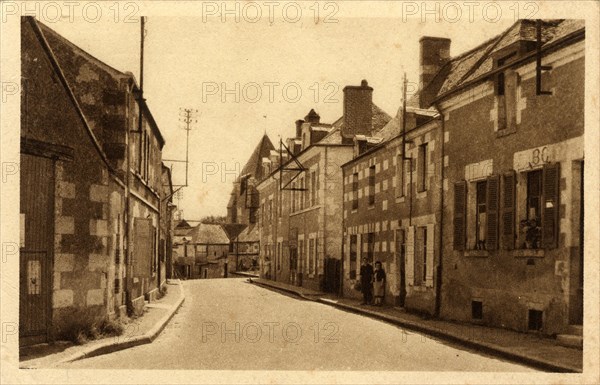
[414, 226, 427, 285]
[528, 309, 543, 331]
[249, 207, 257, 224]
[299, 177, 304, 211]
[475, 181, 487, 250]
[520, 164, 559, 249]
[368, 166, 375, 206]
[352, 173, 359, 210]
[496, 53, 518, 132]
[268, 198, 273, 220]
[291, 183, 296, 213]
[298, 239, 304, 273]
[396, 154, 405, 197]
[418, 143, 428, 192]
[364, 233, 375, 263]
[310, 170, 317, 206]
[305, 174, 311, 208]
[308, 238, 316, 275]
[472, 301, 483, 320]
[349, 235, 357, 279]
[277, 242, 281, 270]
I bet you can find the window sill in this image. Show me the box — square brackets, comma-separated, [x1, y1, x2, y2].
[290, 205, 321, 217]
[368, 205, 375, 210]
[464, 250, 489, 258]
[395, 196, 406, 203]
[351, 209, 358, 214]
[513, 249, 545, 258]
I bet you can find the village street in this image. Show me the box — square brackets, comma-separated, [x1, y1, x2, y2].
[58, 279, 534, 371]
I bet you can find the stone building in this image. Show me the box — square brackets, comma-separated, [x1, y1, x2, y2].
[426, 20, 585, 336]
[256, 81, 391, 292]
[19, 17, 169, 345]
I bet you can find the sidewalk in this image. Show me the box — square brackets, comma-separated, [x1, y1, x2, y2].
[20, 279, 185, 368]
[252, 278, 582, 373]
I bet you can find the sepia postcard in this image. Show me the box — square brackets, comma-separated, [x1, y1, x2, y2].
[1, 1, 599, 384]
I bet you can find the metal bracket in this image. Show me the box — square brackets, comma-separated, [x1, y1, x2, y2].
[279, 139, 307, 192]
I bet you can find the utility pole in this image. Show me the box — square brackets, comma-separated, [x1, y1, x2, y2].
[179, 108, 198, 187]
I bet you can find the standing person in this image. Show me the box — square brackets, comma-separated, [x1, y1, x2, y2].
[359, 258, 373, 305]
[373, 261, 386, 306]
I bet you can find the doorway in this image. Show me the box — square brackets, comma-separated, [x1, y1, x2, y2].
[20, 154, 55, 345]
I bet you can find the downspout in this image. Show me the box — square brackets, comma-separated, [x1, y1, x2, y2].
[433, 103, 445, 318]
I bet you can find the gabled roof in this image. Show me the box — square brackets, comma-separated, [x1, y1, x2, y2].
[188, 223, 231, 245]
[240, 134, 276, 181]
[221, 223, 247, 240]
[237, 224, 259, 243]
[421, 19, 584, 106]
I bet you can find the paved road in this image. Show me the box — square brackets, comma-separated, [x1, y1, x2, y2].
[60, 279, 535, 371]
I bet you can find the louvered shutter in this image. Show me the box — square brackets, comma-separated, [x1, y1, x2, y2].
[542, 163, 560, 249]
[486, 175, 500, 250]
[453, 181, 467, 250]
[425, 224, 435, 287]
[502, 171, 516, 250]
[406, 226, 415, 285]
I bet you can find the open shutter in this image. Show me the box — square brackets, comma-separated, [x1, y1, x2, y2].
[453, 181, 467, 250]
[486, 175, 500, 250]
[502, 171, 516, 250]
[425, 224, 435, 287]
[406, 226, 415, 285]
[542, 163, 560, 249]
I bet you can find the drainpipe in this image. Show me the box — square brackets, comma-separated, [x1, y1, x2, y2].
[433, 103, 445, 318]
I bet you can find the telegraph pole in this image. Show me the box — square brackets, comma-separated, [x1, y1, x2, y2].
[179, 108, 198, 187]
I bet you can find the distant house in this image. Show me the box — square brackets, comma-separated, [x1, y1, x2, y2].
[174, 222, 230, 279]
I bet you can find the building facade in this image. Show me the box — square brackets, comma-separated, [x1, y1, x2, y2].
[432, 20, 585, 335]
[257, 81, 391, 293]
[341, 107, 443, 314]
[20, 17, 169, 345]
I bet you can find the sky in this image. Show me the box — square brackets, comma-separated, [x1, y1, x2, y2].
[42, 3, 518, 221]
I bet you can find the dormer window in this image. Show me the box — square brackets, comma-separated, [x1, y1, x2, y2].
[495, 51, 520, 133]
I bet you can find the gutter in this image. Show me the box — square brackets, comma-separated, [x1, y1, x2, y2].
[432, 103, 445, 318]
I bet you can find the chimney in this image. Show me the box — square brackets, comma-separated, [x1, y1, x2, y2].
[295, 119, 304, 138]
[304, 109, 320, 124]
[342, 79, 373, 139]
[419, 36, 451, 103]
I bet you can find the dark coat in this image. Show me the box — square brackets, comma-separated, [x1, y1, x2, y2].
[360, 264, 373, 284]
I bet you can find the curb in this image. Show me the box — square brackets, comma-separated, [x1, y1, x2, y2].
[252, 280, 580, 373]
[53, 280, 186, 366]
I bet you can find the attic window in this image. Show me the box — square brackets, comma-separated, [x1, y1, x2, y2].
[496, 52, 517, 96]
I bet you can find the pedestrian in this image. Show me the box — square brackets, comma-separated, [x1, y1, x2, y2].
[359, 258, 373, 305]
[373, 261, 386, 306]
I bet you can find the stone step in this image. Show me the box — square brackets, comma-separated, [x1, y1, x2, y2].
[567, 324, 583, 336]
[556, 334, 583, 349]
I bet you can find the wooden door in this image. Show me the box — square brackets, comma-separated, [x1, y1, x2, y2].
[20, 154, 55, 344]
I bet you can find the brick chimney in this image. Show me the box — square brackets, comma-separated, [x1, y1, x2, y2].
[295, 119, 304, 138]
[419, 36, 451, 105]
[342, 79, 373, 139]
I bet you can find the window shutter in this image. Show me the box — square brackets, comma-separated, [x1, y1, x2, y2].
[502, 171, 516, 250]
[425, 224, 435, 287]
[486, 175, 500, 250]
[406, 226, 415, 285]
[453, 181, 467, 250]
[542, 163, 560, 249]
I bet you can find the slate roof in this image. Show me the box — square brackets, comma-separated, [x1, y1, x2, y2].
[319, 103, 392, 145]
[237, 224, 259, 243]
[221, 223, 247, 241]
[422, 19, 584, 106]
[188, 223, 231, 245]
[240, 134, 276, 181]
